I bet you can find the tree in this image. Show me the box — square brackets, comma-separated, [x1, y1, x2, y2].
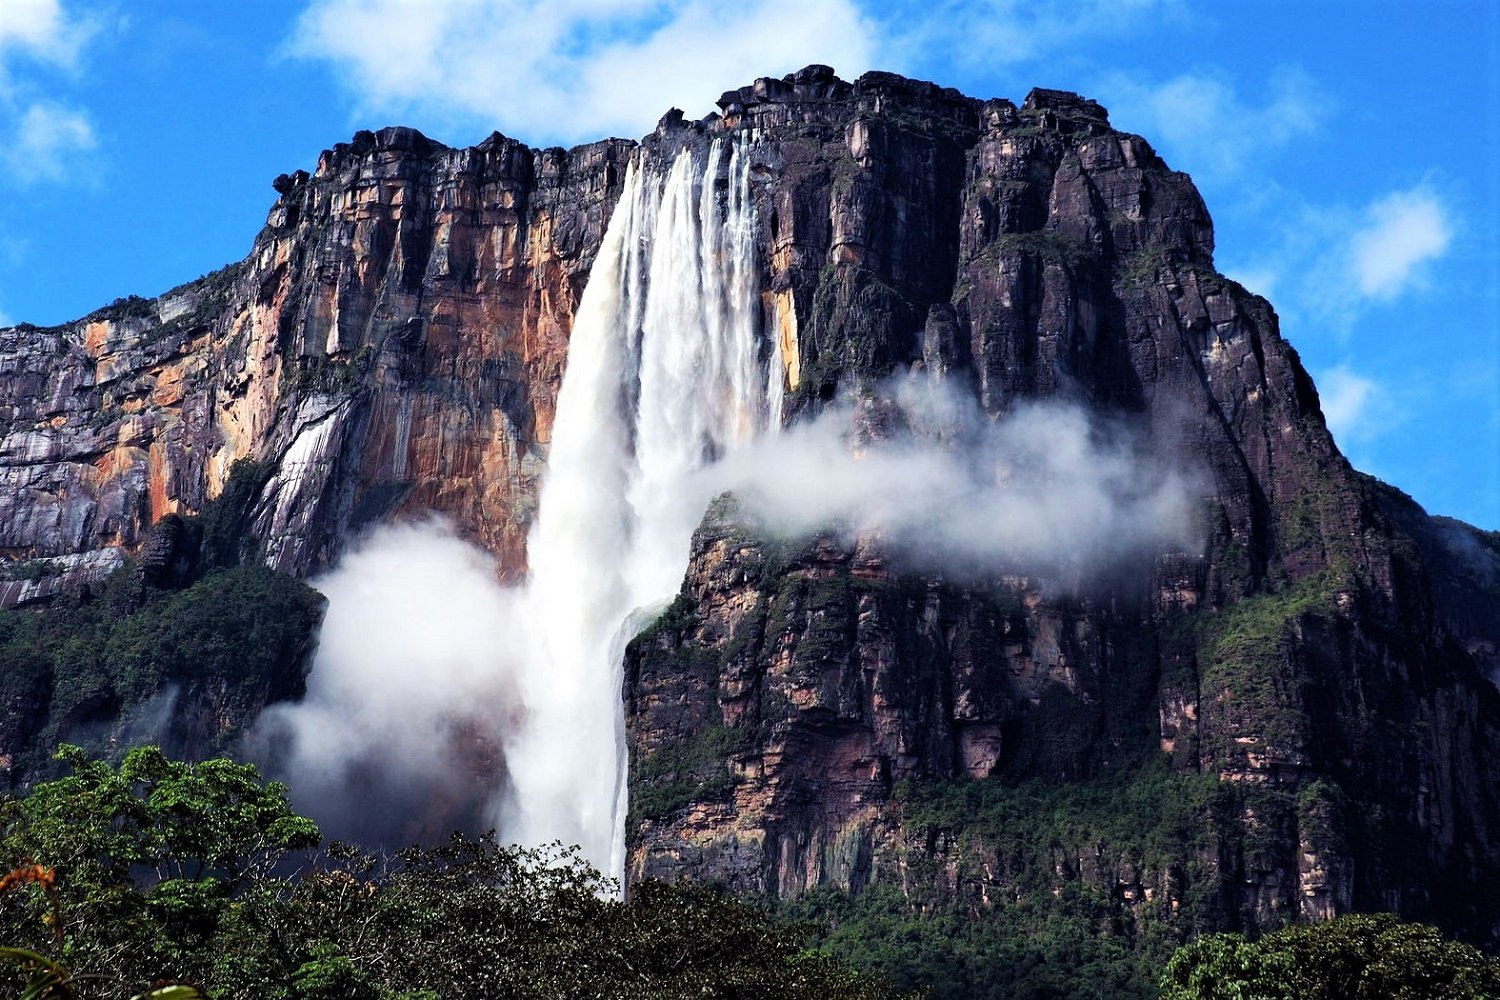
[1159, 914, 1500, 1000]
[1, 745, 317, 996]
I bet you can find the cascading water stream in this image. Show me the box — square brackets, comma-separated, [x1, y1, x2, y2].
[499, 135, 780, 881]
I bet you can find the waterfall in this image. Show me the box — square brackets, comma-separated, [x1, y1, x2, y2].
[499, 135, 779, 880]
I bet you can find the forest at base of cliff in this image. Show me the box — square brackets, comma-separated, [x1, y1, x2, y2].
[2, 745, 1496, 1000]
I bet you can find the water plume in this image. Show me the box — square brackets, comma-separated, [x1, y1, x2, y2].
[251, 519, 522, 846]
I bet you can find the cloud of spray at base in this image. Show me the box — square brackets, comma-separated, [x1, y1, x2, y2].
[707, 374, 1203, 580]
[250, 519, 523, 846]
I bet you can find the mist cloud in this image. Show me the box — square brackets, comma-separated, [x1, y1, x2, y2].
[709, 374, 1203, 580]
[251, 519, 524, 846]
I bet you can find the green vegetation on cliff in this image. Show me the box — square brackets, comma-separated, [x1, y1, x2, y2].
[784, 764, 1312, 1000]
[0, 565, 324, 787]
[0, 460, 324, 788]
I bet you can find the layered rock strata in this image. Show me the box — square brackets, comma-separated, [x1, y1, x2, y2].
[0, 129, 633, 591]
[617, 68, 1500, 946]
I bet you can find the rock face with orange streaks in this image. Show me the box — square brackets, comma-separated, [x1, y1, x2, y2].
[0, 127, 632, 602]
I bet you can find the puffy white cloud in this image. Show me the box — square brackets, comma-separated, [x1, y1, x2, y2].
[1099, 69, 1326, 179]
[1346, 187, 1452, 301]
[0, 0, 91, 79]
[0, 0, 69, 53]
[286, 0, 1197, 146]
[2, 99, 96, 183]
[287, 0, 878, 144]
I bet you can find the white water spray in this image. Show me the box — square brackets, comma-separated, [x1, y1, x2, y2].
[501, 136, 777, 879]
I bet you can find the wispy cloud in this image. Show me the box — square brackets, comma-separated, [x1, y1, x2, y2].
[1099, 68, 1327, 180]
[1346, 187, 1452, 301]
[1222, 182, 1456, 333]
[2, 98, 96, 183]
[1314, 364, 1389, 446]
[288, 0, 878, 145]
[0, 0, 102, 186]
[875, 0, 1185, 79]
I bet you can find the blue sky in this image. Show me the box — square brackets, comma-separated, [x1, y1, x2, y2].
[1, 0, 1496, 528]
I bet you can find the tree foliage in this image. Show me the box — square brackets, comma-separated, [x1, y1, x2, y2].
[1, 746, 911, 999]
[1158, 914, 1500, 1000]
[0, 565, 324, 787]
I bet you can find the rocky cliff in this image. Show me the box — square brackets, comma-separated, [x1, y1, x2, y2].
[614, 67, 1500, 974]
[1, 64, 1496, 994]
[0, 128, 632, 596]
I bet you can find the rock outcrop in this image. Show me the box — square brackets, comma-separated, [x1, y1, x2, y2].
[615, 69, 1500, 954]
[0, 128, 633, 593]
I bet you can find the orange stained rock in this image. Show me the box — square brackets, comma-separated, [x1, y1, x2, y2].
[83, 320, 111, 357]
[151, 363, 188, 408]
[148, 441, 176, 520]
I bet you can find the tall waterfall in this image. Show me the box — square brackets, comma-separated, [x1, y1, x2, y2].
[501, 136, 779, 880]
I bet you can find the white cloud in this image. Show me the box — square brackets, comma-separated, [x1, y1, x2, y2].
[0, 1, 102, 186]
[1221, 264, 1279, 302]
[3, 99, 96, 183]
[0, 0, 66, 49]
[0, 0, 90, 80]
[1346, 187, 1452, 301]
[288, 0, 879, 145]
[1308, 362, 1415, 480]
[1221, 183, 1457, 337]
[1315, 365, 1383, 444]
[1099, 68, 1326, 180]
[875, 0, 1184, 78]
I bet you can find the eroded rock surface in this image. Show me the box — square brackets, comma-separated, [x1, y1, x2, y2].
[0, 128, 633, 592]
[619, 70, 1500, 949]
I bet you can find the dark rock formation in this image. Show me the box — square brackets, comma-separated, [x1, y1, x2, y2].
[615, 69, 1500, 960]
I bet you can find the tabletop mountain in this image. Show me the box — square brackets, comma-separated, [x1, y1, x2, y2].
[1, 65, 1495, 997]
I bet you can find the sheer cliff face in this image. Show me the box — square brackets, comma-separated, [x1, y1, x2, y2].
[1, 67, 1497, 942]
[617, 71, 1500, 941]
[0, 128, 631, 596]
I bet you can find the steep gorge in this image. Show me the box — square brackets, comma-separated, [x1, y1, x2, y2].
[1, 65, 1497, 995]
